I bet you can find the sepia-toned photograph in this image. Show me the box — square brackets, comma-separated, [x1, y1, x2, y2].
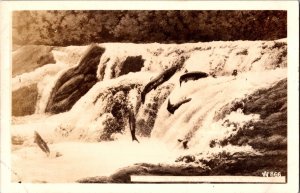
[1, 1, 299, 193]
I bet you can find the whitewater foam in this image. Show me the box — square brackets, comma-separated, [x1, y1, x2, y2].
[11, 40, 287, 182]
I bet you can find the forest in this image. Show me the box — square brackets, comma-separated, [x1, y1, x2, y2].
[13, 10, 287, 46]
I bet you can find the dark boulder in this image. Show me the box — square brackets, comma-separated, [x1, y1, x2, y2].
[12, 84, 38, 116]
[114, 55, 145, 78]
[45, 45, 105, 114]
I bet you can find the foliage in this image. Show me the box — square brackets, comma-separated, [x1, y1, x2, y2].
[13, 10, 287, 46]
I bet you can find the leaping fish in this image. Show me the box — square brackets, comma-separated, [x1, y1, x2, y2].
[128, 111, 139, 143]
[179, 71, 209, 86]
[167, 98, 192, 114]
[141, 56, 186, 104]
[34, 131, 50, 156]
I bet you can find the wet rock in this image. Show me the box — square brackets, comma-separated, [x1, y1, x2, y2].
[114, 55, 145, 78]
[45, 45, 105, 114]
[92, 83, 143, 141]
[55, 74, 85, 97]
[11, 136, 24, 145]
[77, 176, 111, 183]
[12, 45, 55, 77]
[175, 155, 195, 163]
[77, 163, 208, 183]
[213, 79, 287, 175]
[12, 84, 38, 116]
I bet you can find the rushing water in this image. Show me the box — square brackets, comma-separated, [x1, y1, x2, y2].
[11, 39, 287, 182]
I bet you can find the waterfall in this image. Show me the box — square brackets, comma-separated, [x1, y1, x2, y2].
[12, 39, 287, 144]
[10, 39, 288, 182]
[151, 69, 286, 151]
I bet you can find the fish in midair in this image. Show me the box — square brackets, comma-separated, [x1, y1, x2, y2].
[128, 110, 139, 143]
[141, 56, 186, 103]
[34, 131, 50, 156]
[167, 98, 192, 114]
[178, 139, 189, 149]
[179, 71, 209, 86]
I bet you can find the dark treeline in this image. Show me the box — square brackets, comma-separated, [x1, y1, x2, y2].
[13, 10, 287, 46]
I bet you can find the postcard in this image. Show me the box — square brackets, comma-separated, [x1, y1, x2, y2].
[1, 1, 299, 193]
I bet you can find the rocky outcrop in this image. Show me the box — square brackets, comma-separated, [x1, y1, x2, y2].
[214, 79, 287, 151]
[77, 78, 287, 183]
[209, 79, 287, 175]
[45, 45, 105, 113]
[176, 150, 287, 176]
[77, 150, 286, 183]
[12, 45, 55, 77]
[114, 56, 145, 78]
[92, 83, 143, 141]
[12, 84, 38, 116]
[77, 163, 208, 183]
[98, 55, 145, 81]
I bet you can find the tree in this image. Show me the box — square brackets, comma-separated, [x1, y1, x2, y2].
[12, 10, 287, 46]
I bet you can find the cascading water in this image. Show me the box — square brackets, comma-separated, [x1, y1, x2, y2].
[11, 39, 287, 182]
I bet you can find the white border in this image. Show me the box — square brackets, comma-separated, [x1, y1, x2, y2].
[130, 176, 286, 183]
[1, 1, 299, 193]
